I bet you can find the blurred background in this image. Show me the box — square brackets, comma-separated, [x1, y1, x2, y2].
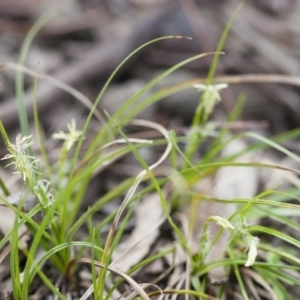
[0, 0, 300, 145]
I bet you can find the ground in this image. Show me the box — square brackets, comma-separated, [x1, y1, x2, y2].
[1, 0, 300, 299]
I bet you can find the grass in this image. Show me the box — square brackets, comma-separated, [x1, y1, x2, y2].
[1, 4, 300, 300]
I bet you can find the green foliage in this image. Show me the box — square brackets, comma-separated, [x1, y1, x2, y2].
[1, 3, 300, 299]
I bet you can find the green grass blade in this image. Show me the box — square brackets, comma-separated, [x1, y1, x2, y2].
[16, 8, 58, 138]
[249, 225, 300, 249]
[192, 3, 243, 125]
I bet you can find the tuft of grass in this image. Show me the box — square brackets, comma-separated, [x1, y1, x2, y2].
[2, 3, 300, 299]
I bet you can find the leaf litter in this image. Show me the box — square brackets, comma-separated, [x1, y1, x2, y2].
[1, 1, 300, 299]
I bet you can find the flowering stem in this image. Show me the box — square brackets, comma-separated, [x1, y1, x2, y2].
[192, 102, 206, 126]
[192, 3, 242, 127]
[182, 132, 205, 170]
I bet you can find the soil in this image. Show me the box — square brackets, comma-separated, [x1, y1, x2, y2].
[1, 0, 300, 299]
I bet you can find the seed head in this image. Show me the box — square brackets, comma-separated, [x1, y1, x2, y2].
[53, 119, 83, 151]
[193, 83, 228, 117]
[1, 134, 40, 181]
[34, 179, 54, 208]
[209, 216, 235, 230]
[244, 236, 260, 267]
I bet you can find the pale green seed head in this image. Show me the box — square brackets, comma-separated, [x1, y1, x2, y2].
[193, 83, 228, 117]
[1, 134, 40, 181]
[244, 235, 260, 267]
[53, 119, 83, 151]
[34, 179, 54, 208]
[209, 215, 235, 230]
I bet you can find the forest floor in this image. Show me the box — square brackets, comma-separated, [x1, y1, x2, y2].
[1, 0, 300, 299]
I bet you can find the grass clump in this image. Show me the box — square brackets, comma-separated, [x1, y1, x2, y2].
[1, 5, 300, 300]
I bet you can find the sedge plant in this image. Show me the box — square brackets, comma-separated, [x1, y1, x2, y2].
[2, 3, 300, 300]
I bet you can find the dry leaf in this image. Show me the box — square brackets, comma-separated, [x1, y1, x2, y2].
[0, 206, 29, 249]
[112, 192, 165, 272]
